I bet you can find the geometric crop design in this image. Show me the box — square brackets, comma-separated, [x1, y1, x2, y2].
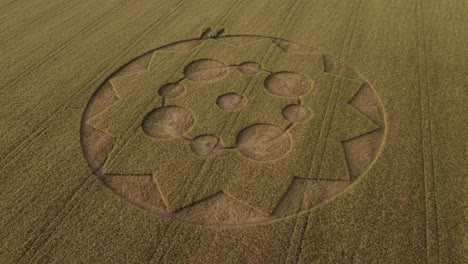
[81, 35, 385, 225]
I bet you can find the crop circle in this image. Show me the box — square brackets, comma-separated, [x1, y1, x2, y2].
[142, 106, 194, 138]
[184, 59, 229, 82]
[81, 35, 385, 225]
[236, 124, 291, 161]
[190, 135, 223, 156]
[216, 93, 245, 111]
[237, 62, 262, 75]
[264, 72, 312, 97]
[282, 104, 312, 122]
[158, 83, 185, 98]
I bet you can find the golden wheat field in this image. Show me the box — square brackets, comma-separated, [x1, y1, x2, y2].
[0, 0, 466, 263]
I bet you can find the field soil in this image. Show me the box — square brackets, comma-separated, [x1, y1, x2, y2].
[0, 0, 466, 263]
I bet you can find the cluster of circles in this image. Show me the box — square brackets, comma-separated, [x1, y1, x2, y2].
[141, 59, 313, 161]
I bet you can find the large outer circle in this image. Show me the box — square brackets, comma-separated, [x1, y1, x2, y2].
[81, 35, 385, 226]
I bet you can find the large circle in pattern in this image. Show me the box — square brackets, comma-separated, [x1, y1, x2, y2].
[236, 124, 291, 161]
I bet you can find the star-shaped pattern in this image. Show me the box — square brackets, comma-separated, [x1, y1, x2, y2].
[87, 38, 378, 215]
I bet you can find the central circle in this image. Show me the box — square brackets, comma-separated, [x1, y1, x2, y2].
[216, 93, 245, 111]
[236, 124, 291, 161]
